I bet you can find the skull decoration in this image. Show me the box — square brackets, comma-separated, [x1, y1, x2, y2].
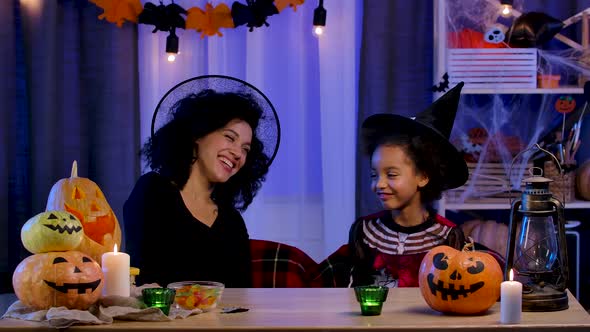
[484, 26, 506, 44]
[418, 244, 502, 315]
[12, 251, 104, 310]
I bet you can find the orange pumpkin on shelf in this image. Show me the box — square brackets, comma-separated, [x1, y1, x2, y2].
[12, 251, 104, 310]
[554, 96, 576, 114]
[46, 161, 121, 263]
[418, 243, 503, 315]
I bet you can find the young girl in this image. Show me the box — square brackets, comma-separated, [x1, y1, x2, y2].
[349, 82, 470, 287]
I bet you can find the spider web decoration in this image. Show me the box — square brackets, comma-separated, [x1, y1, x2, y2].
[443, 0, 590, 203]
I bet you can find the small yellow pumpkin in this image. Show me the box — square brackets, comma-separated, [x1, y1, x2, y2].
[21, 211, 83, 254]
[46, 161, 121, 263]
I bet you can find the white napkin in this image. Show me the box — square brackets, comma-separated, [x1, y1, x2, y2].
[1, 284, 202, 329]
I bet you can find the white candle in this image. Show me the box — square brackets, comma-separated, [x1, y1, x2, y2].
[500, 269, 522, 324]
[101, 244, 130, 297]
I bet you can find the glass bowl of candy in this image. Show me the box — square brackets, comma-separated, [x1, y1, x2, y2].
[166, 281, 224, 311]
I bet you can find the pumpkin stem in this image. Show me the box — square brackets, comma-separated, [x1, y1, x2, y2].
[71, 160, 78, 178]
[463, 237, 475, 252]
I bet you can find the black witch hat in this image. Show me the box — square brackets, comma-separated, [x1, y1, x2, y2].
[361, 82, 467, 189]
[151, 75, 280, 167]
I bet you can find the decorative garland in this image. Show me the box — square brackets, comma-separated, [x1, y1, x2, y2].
[89, 0, 305, 38]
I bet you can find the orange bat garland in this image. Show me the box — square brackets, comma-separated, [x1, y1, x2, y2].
[90, 0, 143, 28]
[186, 3, 235, 38]
[274, 0, 305, 12]
[90, 0, 305, 37]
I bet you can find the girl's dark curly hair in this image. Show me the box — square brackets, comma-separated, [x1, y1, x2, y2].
[142, 89, 270, 211]
[363, 130, 451, 209]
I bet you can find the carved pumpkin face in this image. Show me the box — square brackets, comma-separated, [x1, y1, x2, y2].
[418, 245, 502, 315]
[554, 96, 576, 114]
[46, 161, 121, 263]
[21, 211, 83, 254]
[12, 251, 104, 310]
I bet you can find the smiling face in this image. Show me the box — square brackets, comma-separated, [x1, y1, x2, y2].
[370, 145, 429, 211]
[195, 119, 253, 183]
[21, 211, 83, 254]
[12, 251, 104, 310]
[418, 245, 503, 315]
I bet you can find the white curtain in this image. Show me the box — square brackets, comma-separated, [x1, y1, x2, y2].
[138, 0, 361, 261]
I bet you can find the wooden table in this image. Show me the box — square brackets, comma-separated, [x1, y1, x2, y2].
[1, 288, 589, 331]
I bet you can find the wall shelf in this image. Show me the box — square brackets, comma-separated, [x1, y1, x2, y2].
[462, 87, 583, 95]
[443, 200, 590, 212]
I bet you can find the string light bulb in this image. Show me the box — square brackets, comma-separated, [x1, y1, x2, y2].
[312, 0, 326, 37]
[166, 28, 179, 62]
[500, 0, 513, 17]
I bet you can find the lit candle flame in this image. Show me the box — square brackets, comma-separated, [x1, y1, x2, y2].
[113, 244, 118, 254]
[509, 268, 514, 281]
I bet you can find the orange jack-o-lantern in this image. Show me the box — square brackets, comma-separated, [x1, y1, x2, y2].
[418, 244, 502, 315]
[21, 211, 83, 254]
[46, 161, 121, 263]
[554, 96, 576, 114]
[12, 251, 104, 310]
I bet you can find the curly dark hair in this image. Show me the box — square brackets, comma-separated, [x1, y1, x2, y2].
[363, 131, 451, 207]
[142, 89, 270, 211]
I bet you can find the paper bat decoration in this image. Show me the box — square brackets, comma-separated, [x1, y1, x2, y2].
[90, 0, 143, 27]
[231, 0, 279, 32]
[186, 3, 234, 38]
[138, 1, 187, 33]
[274, 0, 305, 12]
[431, 73, 450, 92]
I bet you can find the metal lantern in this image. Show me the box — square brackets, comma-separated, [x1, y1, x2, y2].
[505, 145, 569, 311]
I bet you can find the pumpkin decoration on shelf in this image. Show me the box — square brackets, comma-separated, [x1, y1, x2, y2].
[460, 220, 509, 259]
[12, 251, 104, 310]
[21, 211, 84, 254]
[418, 243, 503, 315]
[554, 95, 576, 114]
[46, 161, 121, 263]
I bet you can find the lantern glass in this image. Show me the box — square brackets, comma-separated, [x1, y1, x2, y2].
[514, 215, 558, 274]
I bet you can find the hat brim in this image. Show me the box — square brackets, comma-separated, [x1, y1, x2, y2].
[151, 75, 281, 167]
[361, 113, 468, 190]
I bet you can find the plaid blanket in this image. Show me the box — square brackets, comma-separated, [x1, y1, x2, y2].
[250, 240, 352, 288]
[309, 245, 351, 287]
[250, 239, 504, 288]
[250, 239, 318, 287]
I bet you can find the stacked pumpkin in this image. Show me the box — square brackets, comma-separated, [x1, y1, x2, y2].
[46, 161, 122, 264]
[13, 211, 104, 310]
[13, 161, 122, 310]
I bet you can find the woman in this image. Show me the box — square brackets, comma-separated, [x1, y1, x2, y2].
[124, 76, 279, 288]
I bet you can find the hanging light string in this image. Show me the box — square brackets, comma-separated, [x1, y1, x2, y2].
[500, 0, 513, 17]
[312, 0, 326, 37]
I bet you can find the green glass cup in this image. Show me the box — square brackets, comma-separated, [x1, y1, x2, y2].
[142, 287, 176, 315]
[354, 286, 389, 316]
